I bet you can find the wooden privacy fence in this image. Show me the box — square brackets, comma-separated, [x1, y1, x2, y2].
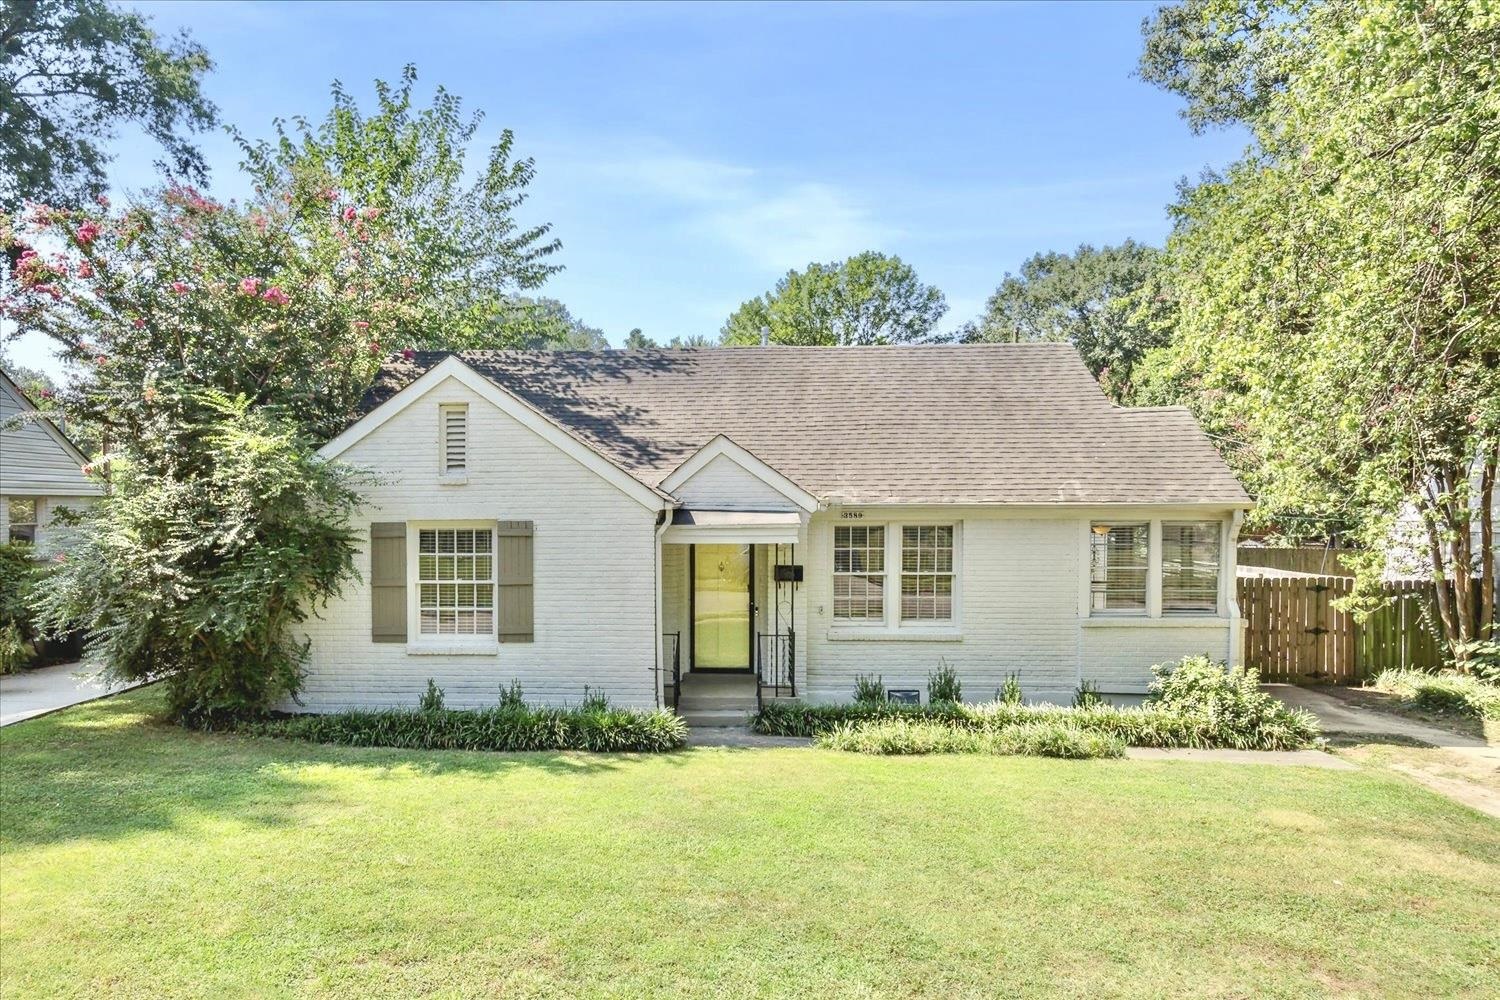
[1237, 575, 1462, 683]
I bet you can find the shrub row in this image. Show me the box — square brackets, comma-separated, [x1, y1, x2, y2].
[246, 704, 688, 753]
[1369, 668, 1500, 722]
[755, 658, 1322, 751]
[817, 719, 1126, 759]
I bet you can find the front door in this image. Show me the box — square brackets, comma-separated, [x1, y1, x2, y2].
[692, 544, 751, 671]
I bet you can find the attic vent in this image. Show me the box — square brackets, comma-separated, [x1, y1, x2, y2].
[440, 404, 468, 474]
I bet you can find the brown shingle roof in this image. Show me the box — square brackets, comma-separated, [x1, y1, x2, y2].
[362, 344, 1250, 506]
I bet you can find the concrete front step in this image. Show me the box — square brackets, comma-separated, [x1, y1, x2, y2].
[680, 708, 754, 728]
[677, 695, 758, 711]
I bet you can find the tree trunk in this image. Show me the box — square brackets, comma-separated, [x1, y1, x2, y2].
[1480, 445, 1497, 644]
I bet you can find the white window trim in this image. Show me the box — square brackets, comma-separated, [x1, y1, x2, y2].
[1081, 517, 1231, 622]
[830, 520, 963, 634]
[1161, 519, 1224, 616]
[405, 520, 499, 654]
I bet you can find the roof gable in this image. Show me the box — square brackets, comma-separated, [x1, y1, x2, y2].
[660, 435, 820, 512]
[0, 369, 103, 496]
[319, 356, 669, 511]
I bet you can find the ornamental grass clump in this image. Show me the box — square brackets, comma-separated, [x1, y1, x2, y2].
[816, 719, 1125, 759]
[1369, 668, 1500, 722]
[248, 703, 687, 753]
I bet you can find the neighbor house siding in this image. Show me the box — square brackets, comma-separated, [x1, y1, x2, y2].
[294, 375, 660, 711]
[2, 375, 103, 552]
[671, 454, 801, 512]
[799, 506, 1238, 704]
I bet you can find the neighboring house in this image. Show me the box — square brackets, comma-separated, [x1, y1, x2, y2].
[0, 369, 103, 551]
[302, 344, 1251, 712]
[1384, 459, 1500, 583]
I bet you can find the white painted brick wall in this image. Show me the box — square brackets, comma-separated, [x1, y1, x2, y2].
[293, 376, 660, 712]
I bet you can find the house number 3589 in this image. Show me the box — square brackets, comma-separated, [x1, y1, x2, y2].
[839, 511, 864, 519]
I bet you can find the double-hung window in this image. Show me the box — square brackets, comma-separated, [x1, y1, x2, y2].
[833, 525, 885, 621]
[1090, 523, 1149, 613]
[7, 497, 38, 544]
[1162, 521, 1221, 614]
[900, 525, 954, 622]
[416, 526, 495, 636]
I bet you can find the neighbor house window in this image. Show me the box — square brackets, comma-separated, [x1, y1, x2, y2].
[833, 525, 885, 620]
[439, 404, 468, 474]
[7, 497, 38, 544]
[1090, 523, 1148, 613]
[1162, 521, 1221, 613]
[417, 527, 494, 635]
[900, 525, 954, 621]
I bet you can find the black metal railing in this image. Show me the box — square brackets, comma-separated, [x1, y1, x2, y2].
[661, 631, 682, 710]
[755, 629, 795, 710]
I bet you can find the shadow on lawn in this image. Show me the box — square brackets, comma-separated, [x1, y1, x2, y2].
[0, 690, 694, 850]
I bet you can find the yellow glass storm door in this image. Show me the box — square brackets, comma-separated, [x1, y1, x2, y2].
[693, 544, 751, 670]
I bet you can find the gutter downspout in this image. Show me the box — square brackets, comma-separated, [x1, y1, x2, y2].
[1228, 508, 1246, 666]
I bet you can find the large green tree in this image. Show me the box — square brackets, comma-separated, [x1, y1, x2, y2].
[0, 0, 216, 214]
[961, 240, 1171, 402]
[236, 65, 560, 350]
[721, 251, 947, 346]
[1138, 0, 1499, 666]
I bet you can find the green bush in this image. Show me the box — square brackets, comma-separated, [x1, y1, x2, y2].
[928, 659, 962, 703]
[418, 678, 445, 712]
[499, 680, 525, 710]
[0, 543, 41, 674]
[998, 673, 1023, 705]
[816, 719, 1125, 759]
[1145, 655, 1321, 745]
[852, 673, 885, 704]
[1369, 668, 1500, 722]
[1073, 680, 1104, 708]
[246, 703, 687, 753]
[754, 660, 1321, 751]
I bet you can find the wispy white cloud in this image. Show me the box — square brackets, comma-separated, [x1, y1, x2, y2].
[588, 153, 896, 270]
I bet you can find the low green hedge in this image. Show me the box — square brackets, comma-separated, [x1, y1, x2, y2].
[1369, 668, 1500, 721]
[754, 658, 1322, 751]
[817, 719, 1126, 759]
[246, 704, 688, 753]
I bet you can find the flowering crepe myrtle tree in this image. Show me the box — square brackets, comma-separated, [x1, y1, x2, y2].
[1, 183, 425, 721]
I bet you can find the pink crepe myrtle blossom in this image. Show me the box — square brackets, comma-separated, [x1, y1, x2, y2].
[81, 464, 93, 476]
[368, 341, 382, 355]
[238, 277, 262, 296]
[77, 260, 94, 279]
[96, 194, 110, 209]
[96, 354, 109, 364]
[353, 320, 370, 330]
[342, 205, 357, 223]
[260, 286, 290, 306]
[250, 212, 268, 232]
[170, 281, 190, 295]
[131, 318, 145, 329]
[75, 221, 101, 245]
[359, 206, 380, 220]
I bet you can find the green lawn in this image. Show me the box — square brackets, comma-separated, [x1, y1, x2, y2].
[3, 689, 1498, 999]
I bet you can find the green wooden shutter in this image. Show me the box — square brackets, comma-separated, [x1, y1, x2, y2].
[497, 520, 534, 643]
[370, 522, 407, 643]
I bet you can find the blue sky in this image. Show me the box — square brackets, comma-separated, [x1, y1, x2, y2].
[10, 0, 1247, 373]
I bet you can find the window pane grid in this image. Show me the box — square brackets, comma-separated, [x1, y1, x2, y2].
[1163, 522, 1220, 613]
[833, 525, 885, 620]
[417, 528, 495, 635]
[900, 525, 954, 621]
[1091, 524, 1148, 612]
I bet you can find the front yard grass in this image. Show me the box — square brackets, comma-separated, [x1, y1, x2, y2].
[3, 688, 1498, 999]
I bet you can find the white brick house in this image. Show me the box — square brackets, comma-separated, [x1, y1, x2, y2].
[300, 344, 1251, 714]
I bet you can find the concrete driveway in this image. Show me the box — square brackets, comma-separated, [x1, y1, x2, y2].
[0, 661, 146, 727]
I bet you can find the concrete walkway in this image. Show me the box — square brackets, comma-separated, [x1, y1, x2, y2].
[1265, 684, 1497, 764]
[0, 661, 146, 727]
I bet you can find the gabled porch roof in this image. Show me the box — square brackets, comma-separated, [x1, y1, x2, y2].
[663, 508, 803, 544]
